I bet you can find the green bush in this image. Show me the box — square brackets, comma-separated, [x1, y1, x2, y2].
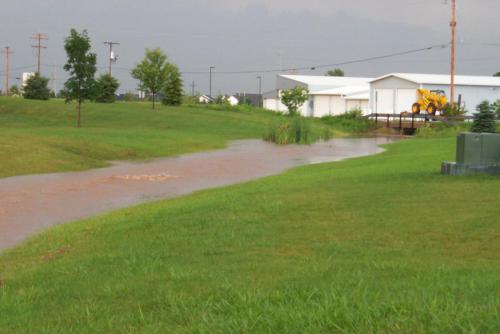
[94, 74, 119, 103]
[472, 101, 497, 133]
[23, 73, 51, 100]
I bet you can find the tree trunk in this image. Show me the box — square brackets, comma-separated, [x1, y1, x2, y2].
[152, 93, 156, 110]
[77, 101, 81, 128]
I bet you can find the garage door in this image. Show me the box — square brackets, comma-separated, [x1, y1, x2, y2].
[396, 89, 417, 114]
[375, 89, 394, 114]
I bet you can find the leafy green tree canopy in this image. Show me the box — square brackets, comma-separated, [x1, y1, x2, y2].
[281, 86, 309, 116]
[131, 48, 172, 109]
[471, 101, 497, 134]
[95, 74, 120, 103]
[325, 68, 345, 77]
[63, 29, 97, 127]
[162, 64, 183, 106]
[23, 73, 51, 100]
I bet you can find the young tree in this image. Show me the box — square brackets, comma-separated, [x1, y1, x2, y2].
[471, 101, 497, 134]
[23, 73, 51, 100]
[161, 64, 182, 106]
[281, 86, 309, 116]
[95, 74, 120, 103]
[494, 100, 500, 117]
[131, 48, 172, 109]
[63, 29, 97, 128]
[9, 85, 20, 96]
[326, 68, 345, 77]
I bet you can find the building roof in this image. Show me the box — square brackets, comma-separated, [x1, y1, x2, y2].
[311, 85, 369, 96]
[344, 92, 370, 100]
[280, 75, 373, 87]
[370, 73, 500, 87]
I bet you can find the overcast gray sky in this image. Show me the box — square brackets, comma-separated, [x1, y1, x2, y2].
[1, 0, 500, 95]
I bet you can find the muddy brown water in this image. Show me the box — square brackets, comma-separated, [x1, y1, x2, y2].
[0, 138, 393, 252]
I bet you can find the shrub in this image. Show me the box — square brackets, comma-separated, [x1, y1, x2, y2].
[95, 74, 119, 103]
[416, 123, 471, 138]
[321, 109, 375, 133]
[23, 73, 51, 100]
[123, 91, 139, 102]
[471, 101, 496, 133]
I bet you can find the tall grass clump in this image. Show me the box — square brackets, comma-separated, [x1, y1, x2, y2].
[321, 108, 376, 133]
[416, 122, 471, 138]
[264, 116, 330, 145]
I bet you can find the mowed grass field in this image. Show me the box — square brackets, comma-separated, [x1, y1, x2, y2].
[0, 137, 499, 333]
[0, 97, 339, 179]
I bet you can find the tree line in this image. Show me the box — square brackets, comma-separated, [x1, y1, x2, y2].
[10, 29, 183, 127]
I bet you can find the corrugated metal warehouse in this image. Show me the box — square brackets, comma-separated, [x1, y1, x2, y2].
[370, 73, 500, 115]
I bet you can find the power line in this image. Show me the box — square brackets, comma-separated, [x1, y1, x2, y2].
[183, 43, 450, 75]
[5, 42, 451, 79]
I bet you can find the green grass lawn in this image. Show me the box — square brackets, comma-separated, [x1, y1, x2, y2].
[0, 97, 340, 179]
[0, 137, 498, 333]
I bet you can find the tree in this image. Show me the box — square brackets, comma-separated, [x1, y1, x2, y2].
[471, 101, 496, 134]
[280, 86, 309, 116]
[494, 72, 500, 77]
[95, 74, 119, 103]
[9, 85, 20, 96]
[494, 100, 500, 117]
[131, 48, 172, 109]
[63, 29, 97, 128]
[23, 73, 51, 100]
[161, 64, 182, 106]
[326, 68, 345, 77]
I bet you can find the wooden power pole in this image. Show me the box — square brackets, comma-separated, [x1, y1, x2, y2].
[104, 41, 120, 76]
[31, 33, 48, 74]
[450, 0, 457, 109]
[3, 46, 13, 96]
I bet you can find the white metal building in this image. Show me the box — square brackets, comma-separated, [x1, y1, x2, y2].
[310, 85, 370, 117]
[370, 73, 500, 115]
[263, 75, 372, 117]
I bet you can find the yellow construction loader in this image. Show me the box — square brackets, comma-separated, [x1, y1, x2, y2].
[412, 89, 448, 116]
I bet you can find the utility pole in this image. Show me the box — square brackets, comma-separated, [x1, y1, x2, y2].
[104, 41, 120, 76]
[3, 47, 13, 96]
[256, 76, 262, 107]
[209, 66, 215, 98]
[50, 72, 56, 95]
[191, 80, 196, 96]
[31, 33, 48, 74]
[450, 0, 457, 109]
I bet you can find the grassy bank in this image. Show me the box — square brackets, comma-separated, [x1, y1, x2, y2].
[0, 98, 339, 178]
[0, 137, 498, 333]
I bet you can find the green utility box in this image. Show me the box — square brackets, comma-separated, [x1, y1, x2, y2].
[456, 133, 500, 166]
[442, 132, 500, 176]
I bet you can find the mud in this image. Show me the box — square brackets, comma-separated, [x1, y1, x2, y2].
[0, 138, 393, 252]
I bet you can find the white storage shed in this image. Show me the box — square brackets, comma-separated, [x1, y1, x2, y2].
[370, 73, 500, 115]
